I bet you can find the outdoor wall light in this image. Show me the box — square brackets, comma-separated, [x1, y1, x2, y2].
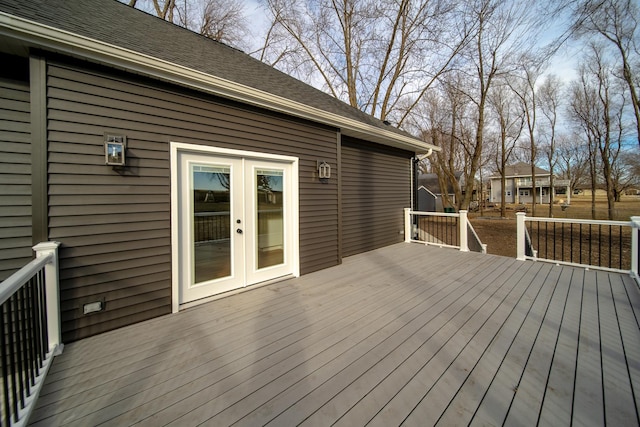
[104, 134, 127, 166]
[317, 161, 331, 180]
[83, 300, 105, 315]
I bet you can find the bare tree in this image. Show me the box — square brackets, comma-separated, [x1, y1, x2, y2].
[570, 0, 640, 148]
[556, 133, 589, 194]
[508, 54, 546, 215]
[456, 0, 540, 210]
[126, 0, 249, 49]
[488, 81, 524, 217]
[538, 74, 563, 216]
[258, 0, 471, 124]
[612, 150, 640, 201]
[418, 75, 470, 210]
[568, 45, 624, 219]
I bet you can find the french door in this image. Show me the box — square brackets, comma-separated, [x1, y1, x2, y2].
[174, 145, 297, 304]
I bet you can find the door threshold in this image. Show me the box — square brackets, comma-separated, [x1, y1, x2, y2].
[178, 274, 296, 311]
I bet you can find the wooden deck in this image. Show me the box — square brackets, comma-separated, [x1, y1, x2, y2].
[29, 243, 640, 426]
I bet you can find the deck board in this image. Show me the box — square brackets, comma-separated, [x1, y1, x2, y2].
[468, 263, 561, 427]
[29, 243, 640, 426]
[502, 264, 574, 425]
[598, 270, 638, 426]
[434, 262, 552, 426]
[537, 267, 583, 427]
[573, 269, 605, 426]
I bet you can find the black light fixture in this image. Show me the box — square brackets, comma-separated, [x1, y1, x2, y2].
[104, 134, 127, 166]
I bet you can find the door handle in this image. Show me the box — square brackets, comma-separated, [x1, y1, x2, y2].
[236, 228, 243, 234]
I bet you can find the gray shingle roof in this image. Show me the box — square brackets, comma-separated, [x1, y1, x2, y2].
[491, 162, 550, 179]
[0, 0, 426, 148]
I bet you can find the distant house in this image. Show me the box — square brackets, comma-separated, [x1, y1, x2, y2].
[489, 162, 571, 205]
[0, 0, 437, 341]
[417, 172, 462, 212]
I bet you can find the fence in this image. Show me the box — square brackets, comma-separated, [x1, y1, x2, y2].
[404, 209, 486, 253]
[0, 242, 62, 427]
[517, 213, 640, 278]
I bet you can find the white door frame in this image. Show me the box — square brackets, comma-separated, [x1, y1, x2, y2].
[170, 142, 300, 312]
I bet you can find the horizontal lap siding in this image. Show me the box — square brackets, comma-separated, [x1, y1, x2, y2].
[0, 78, 31, 280]
[47, 61, 338, 342]
[341, 137, 411, 257]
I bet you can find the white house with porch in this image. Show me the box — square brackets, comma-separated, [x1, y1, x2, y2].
[490, 162, 571, 205]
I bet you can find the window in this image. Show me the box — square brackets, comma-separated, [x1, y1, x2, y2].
[519, 189, 530, 197]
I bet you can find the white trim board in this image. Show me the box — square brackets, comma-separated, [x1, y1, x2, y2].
[170, 142, 300, 312]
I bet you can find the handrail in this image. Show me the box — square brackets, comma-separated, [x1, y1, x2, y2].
[0, 242, 61, 427]
[404, 208, 486, 253]
[0, 254, 52, 306]
[523, 216, 629, 227]
[517, 213, 638, 279]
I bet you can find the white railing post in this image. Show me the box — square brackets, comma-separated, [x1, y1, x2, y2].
[631, 216, 640, 281]
[516, 212, 526, 261]
[459, 210, 469, 252]
[404, 208, 412, 243]
[33, 241, 63, 355]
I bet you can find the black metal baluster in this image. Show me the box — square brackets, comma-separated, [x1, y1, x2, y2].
[24, 284, 35, 387]
[17, 287, 31, 399]
[553, 222, 556, 261]
[22, 278, 36, 390]
[39, 275, 49, 355]
[1, 304, 11, 427]
[608, 225, 612, 269]
[579, 224, 582, 265]
[26, 280, 39, 378]
[617, 225, 621, 270]
[7, 297, 19, 422]
[569, 223, 573, 263]
[32, 273, 43, 367]
[589, 224, 592, 266]
[561, 222, 565, 262]
[544, 222, 548, 259]
[598, 224, 602, 267]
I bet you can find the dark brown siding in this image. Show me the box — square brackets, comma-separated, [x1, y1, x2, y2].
[47, 60, 338, 341]
[0, 75, 31, 280]
[341, 136, 412, 257]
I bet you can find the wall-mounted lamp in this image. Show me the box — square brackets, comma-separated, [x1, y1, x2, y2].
[105, 134, 127, 166]
[317, 161, 331, 180]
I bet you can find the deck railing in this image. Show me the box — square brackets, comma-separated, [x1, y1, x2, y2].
[404, 208, 487, 253]
[517, 213, 640, 278]
[0, 242, 62, 427]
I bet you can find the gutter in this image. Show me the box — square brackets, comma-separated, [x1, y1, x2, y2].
[0, 12, 439, 154]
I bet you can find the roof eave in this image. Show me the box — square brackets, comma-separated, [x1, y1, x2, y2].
[0, 12, 439, 154]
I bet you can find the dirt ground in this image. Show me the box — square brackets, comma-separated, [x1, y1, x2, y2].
[468, 194, 640, 258]
[468, 218, 518, 257]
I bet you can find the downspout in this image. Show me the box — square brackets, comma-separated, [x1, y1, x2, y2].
[410, 149, 434, 240]
[412, 148, 434, 212]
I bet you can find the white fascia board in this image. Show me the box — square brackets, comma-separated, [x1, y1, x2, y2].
[504, 173, 551, 179]
[0, 12, 439, 154]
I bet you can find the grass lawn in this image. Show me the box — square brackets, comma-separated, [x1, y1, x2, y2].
[468, 195, 640, 258]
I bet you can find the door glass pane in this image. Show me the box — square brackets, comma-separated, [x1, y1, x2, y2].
[256, 169, 284, 269]
[192, 164, 231, 284]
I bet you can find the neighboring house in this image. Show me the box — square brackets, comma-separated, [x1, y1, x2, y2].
[489, 162, 571, 205]
[0, 0, 437, 342]
[417, 172, 462, 212]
